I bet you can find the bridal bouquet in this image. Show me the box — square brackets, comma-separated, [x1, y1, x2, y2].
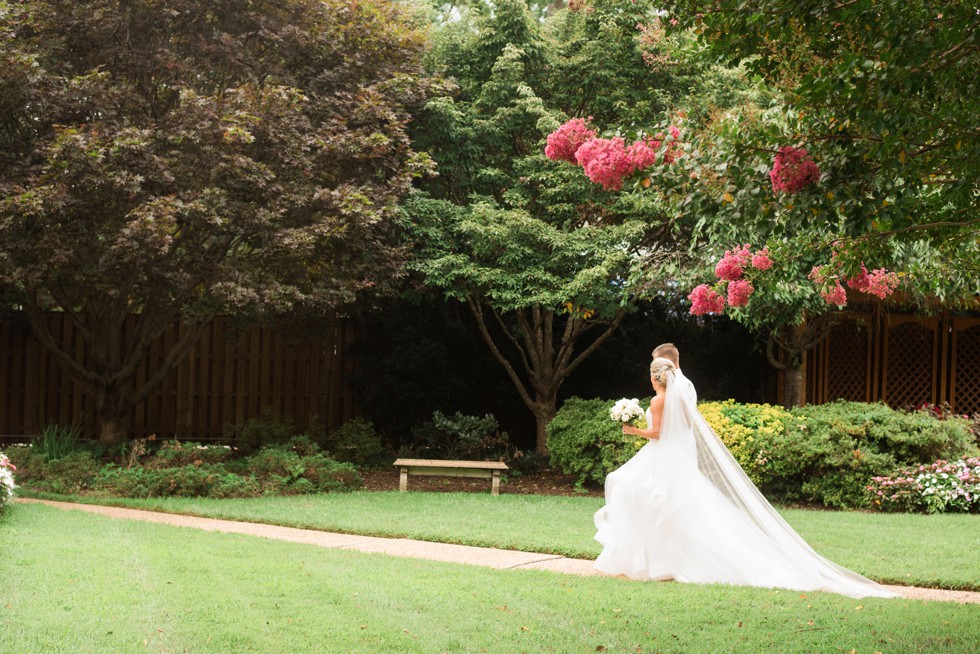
[609, 398, 646, 428]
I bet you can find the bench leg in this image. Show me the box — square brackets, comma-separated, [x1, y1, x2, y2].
[399, 467, 408, 492]
[491, 470, 500, 496]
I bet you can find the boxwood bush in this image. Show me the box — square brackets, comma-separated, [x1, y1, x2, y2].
[549, 397, 977, 508]
[547, 397, 648, 487]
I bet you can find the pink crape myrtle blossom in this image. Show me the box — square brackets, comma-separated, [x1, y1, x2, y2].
[820, 279, 848, 306]
[863, 269, 901, 299]
[770, 146, 820, 193]
[845, 265, 870, 292]
[810, 266, 847, 306]
[545, 117, 597, 163]
[727, 279, 754, 308]
[575, 137, 635, 191]
[751, 248, 773, 271]
[843, 263, 901, 300]
[626, 139, 658, 171]
[688, 284, 726, 316]
[714, 244, 752, 281]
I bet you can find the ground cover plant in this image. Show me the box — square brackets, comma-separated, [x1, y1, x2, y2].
[2, 503, 978, 654]
[20, 491, 980, 591]
[6, 438, 362, 499]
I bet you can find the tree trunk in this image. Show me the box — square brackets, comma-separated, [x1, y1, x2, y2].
[782, 365, 804, 409]
[95, 390, 129, 445]
[532, 396, 557, 455]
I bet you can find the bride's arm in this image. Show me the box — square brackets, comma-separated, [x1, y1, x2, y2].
[623, 396, 665, 440]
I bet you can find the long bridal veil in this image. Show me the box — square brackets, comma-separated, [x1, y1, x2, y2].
[662, 371, 897, 599]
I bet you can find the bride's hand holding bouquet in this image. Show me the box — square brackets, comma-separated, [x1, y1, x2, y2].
[610, 398, 647, 437]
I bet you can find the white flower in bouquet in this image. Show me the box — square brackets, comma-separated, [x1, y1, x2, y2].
[609, 398, 646, 428]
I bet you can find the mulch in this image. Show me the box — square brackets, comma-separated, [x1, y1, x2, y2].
[360, 467, 604, 498]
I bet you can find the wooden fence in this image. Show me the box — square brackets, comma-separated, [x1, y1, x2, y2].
[803, 312, 980, 415]
[0, 313, 359, 440]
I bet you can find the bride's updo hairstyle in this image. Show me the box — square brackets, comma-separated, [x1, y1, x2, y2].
[650, 357, 675, 386]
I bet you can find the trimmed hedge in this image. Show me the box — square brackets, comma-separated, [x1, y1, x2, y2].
[547, 397, 648, 487]
[549, 397, 977, 509]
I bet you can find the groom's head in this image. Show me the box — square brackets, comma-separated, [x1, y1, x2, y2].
[652, 343, 680, 368]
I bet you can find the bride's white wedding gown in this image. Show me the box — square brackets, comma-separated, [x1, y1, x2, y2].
[594, 371, 896, 599]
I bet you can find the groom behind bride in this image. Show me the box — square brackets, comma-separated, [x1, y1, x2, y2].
[652, 342, 697, 404]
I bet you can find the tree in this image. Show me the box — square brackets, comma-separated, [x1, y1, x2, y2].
[408, 0, 684, 453]
[0, 0, 433, 444]
[550, 2, 978, 404]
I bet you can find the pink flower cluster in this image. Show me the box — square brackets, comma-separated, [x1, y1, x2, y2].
[714, 244, 753, 281]
[689, 244, 772, 315]
[810, 255, 901, 308]
[575, 137, 637, 191]
[545, 119, 682, 191]
[544, 117, 597, 163]
[845, 266, 901, 299]
[770, 146, 820, 194]
[688, 284, 725, 316]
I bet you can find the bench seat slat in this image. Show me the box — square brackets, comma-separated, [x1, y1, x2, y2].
[394, 458, 508, 470]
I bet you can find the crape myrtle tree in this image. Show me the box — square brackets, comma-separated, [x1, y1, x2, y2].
[0, 0, 434, 444]
[407, 0, 692, 453]
[550, 1, 979, 406]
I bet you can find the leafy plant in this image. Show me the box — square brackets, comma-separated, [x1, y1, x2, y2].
[324, 419, 389, 467]
[547, 397, 647, 487]
[35, 422, 84, 461]
[407, 411, 512, 461]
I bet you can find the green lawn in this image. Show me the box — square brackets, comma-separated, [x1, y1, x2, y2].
[2, 503, 978, 654]
[22, 489, 980, 590]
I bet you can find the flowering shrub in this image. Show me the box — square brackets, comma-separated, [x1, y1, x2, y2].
[769, 145, 820, 193]
[867, 457, 980, 513]
[544, 117, 597, 163]
[0, 450, 16, 513]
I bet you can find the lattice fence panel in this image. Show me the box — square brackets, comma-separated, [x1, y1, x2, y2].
[826, 321, 869, 401]
[953, 324, 980, 415]
[884, 321, 935, 408]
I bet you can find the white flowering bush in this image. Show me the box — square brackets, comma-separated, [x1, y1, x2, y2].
[609, 398, 646, 428]
[867, 456, 980, 513]
[0, 450, 16, 513]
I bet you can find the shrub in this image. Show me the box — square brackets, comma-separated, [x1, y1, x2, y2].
[698, 400, 793, 486]
[144, 440, 236, 469]
[547, 397, 647, 487]
[25, 451, 102, 495]
[551, 397, 978, 508]
[866, 456, 980, 514]
[324, 419, 389, 466]
[0, 450, 16, 513]
[223, 407, 297, 453]
[233, 447, 362, 494]
[407, 412, 512, 461]
[95, 464, 261, 499]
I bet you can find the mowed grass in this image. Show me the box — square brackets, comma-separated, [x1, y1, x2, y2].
[23, 489, 980, 590]
[2, 503, 978, 654]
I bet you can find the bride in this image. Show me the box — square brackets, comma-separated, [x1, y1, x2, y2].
[593, 357, 896, 599]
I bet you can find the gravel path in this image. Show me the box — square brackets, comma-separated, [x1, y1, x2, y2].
[19, 498, 980, 605]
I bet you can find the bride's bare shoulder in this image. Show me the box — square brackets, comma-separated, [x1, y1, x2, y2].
[650, 395, 665, 410]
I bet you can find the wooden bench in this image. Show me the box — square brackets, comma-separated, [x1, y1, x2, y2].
[393, 459, 509, 496]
